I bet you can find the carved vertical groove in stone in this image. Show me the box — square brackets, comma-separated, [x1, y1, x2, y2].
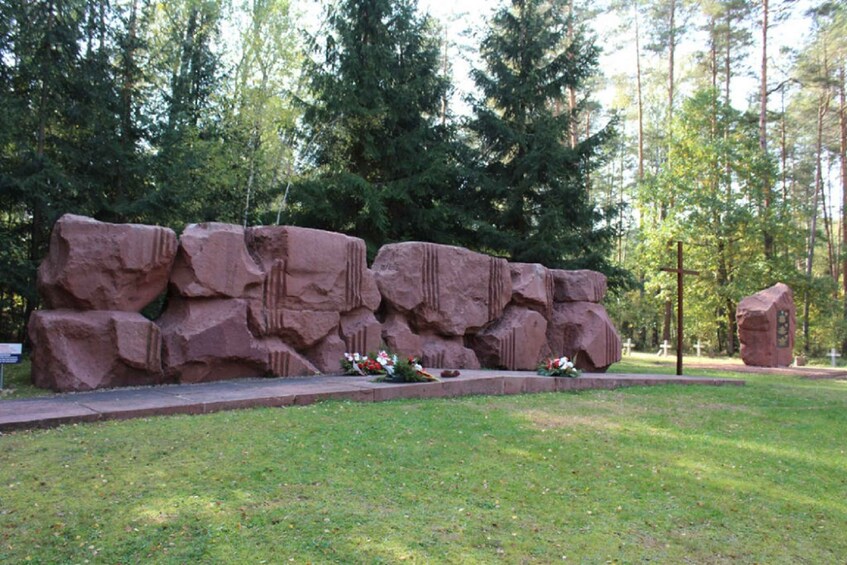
[264, 260, 286, 332]
[346, 240, 363, 309]
[270, 350, 291, 377]
[346, 326, 368, 355]
[423, 350, 445, 368]
[606, 323, 618, 364]
[422, 244, 440, 310]
[500, 329, 517, 370]
[545, 270, 554, 306]
[146, 325, 161, 371]
[488, 258, 504, 319]
[151, 228, 163, 265]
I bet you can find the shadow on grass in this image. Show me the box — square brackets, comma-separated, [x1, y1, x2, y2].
[1, 375, 846, 562]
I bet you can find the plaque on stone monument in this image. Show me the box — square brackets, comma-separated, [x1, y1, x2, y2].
[776, 310, 789, 349]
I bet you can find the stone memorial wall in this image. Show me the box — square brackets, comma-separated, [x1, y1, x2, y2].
[29, 214, 622, 391]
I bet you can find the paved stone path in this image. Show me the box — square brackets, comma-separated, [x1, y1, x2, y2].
[0, 370, 744, 432]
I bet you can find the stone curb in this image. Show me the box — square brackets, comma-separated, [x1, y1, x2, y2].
[0, 371, 744, 433]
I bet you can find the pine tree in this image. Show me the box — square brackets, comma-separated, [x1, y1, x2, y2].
[467, 0, 616, 270]
[289, 0, 467, 254]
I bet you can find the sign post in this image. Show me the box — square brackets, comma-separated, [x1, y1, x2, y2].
[0, 343, 23, 389]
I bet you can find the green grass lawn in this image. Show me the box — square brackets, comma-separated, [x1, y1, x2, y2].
[0, 360, 49, 400]
[1, 361, 846, 563]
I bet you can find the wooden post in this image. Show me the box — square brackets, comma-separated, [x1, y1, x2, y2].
[660, 242, 699, 375]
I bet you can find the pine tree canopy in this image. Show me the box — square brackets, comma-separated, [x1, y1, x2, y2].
[288, 0, 469, 254]
[467, 0, 617, 271]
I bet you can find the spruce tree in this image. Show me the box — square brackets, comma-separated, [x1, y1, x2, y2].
[468, 0, 616, 270]
[289, 0, 466, 253]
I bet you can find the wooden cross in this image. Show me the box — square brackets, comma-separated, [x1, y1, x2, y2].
[660, 242, 699, 375]
[695, 339, 704, 357]
[657, 340, 671, 357]
[829, 347, 841, 367]
[622, 338, 634, 356]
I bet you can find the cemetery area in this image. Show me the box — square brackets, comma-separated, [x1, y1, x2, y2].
[1, 357, 845, 563]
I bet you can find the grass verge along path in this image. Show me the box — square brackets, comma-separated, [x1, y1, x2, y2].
[1, 362, 845, 562]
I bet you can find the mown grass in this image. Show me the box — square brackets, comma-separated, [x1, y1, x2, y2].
[0, 360, 50, 400]
[2, 360, 846, 563]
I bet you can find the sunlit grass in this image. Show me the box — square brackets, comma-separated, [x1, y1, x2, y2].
[1, 368, 846, 562]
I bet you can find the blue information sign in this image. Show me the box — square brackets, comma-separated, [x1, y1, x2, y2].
[0, 343, 22, 364]
[0, 344, 21, 389]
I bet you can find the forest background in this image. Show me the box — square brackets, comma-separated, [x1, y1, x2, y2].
[1, 0, 845, 359]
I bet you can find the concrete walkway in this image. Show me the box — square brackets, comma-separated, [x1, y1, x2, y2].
[0, 370, 744, 432]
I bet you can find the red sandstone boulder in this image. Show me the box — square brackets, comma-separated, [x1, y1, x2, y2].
[510, 263, 553, 315]
[381, 313, 423, 357]
[547, 302, 621, 372]
[262, 338, 320, 377]
[250, 305, 340, 349]
[737, 283, 795, 367]
[304, 333, 347, 374]
[420, 335, 481, 369]
[246, 226, 381, 313]
[158, 298, 267, 383]
[372, 242, 511, 336]
[473, 307, 549, 370]
[551, 269, 607, 303]
[170, 223, 263, 298]
[340, 308, 382, 355]
[37, 214, 177, 311]
[29, 310, 166, 391]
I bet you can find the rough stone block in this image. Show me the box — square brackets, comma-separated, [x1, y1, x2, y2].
[420, 335, 481, 369]
[551, 269, 607, 303]
[510, 262, 553, 315]
[158, 298, 267, 383]
[340, 308, 382, 355]
[547, 302, 622, 372]
[262, 338, 320, 377]
[472, 307, 548, 370]
[373, 242, 511, 336]
[29, 310, 166, 391]
[170, 223, 263, 299]
[737, 283, 795, 367]
[246, 225, 381, 313]
[381, 312, 423, 357]
[37, 214, 177, 311]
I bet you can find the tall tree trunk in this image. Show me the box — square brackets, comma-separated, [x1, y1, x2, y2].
[662, 0, 678, 346]
[26, 0, 57, 338]
[840, 65, 847, 354]
[821, 167, 836, 282]
[635, 2, 644, 180]
[117, 0, 139, 217]
[804, 98, 829, 353]
[781, 88, 788, 203]
[760, 0, 774, 259]
[668, 0, 676, 134]
[567, 0, 577, 148]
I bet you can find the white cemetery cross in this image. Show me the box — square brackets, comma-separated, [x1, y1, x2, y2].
[622, 338, 634, 356]
[657, 340, 671, 357]
[829, 348, 841, 367]
[695, 339, 704, 357]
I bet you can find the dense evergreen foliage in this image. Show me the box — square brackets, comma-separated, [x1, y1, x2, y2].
[467, 0, 617, 271]
[287, 0, 470, 254]
[0, 0, 845, 357]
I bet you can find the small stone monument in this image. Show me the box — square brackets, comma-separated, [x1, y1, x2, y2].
[736, 283, 795, 367]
